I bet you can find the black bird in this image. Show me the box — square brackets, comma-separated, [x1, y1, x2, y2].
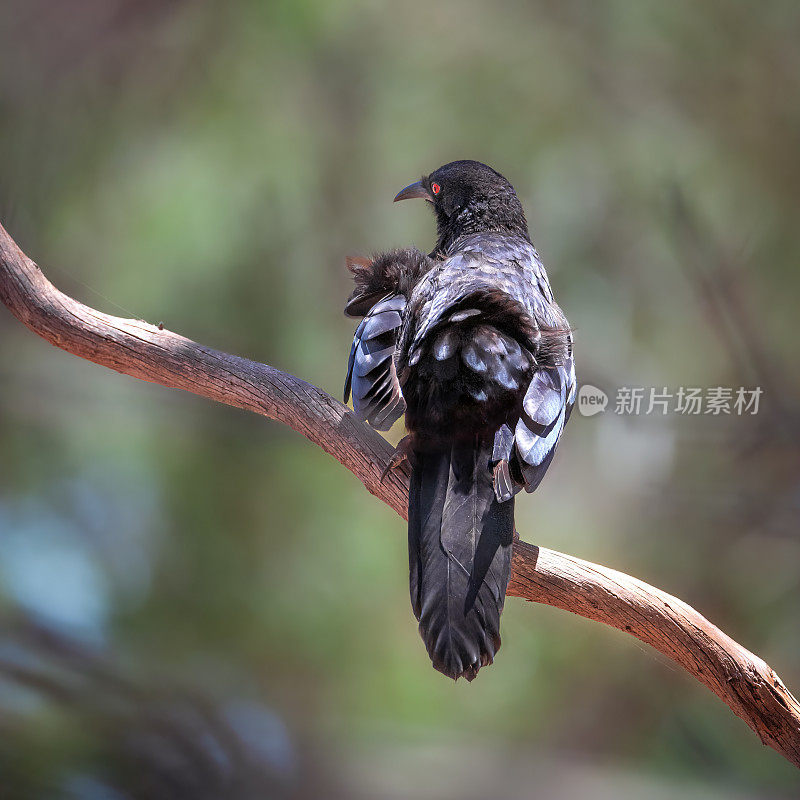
[344, 160, 575, 681]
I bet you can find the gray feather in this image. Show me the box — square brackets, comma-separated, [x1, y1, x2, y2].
[344, 295, 406, 430]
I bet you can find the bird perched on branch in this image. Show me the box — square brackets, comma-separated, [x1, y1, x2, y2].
[344, 160, 575, 681]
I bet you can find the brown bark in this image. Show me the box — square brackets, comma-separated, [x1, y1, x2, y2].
[1, 221, 798, 769]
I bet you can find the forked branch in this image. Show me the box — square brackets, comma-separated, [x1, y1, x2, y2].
[1, 222, 798, 768]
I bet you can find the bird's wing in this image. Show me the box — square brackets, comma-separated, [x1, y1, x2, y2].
[401, 234, 575, 494]
[418, 236, 574, 496]
[344, 294, 406, 430]
[403, 238, 552, 360]
[511, 349, 576, 492]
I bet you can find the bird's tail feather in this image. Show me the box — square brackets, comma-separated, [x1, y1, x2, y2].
[408, 437, 514, 681]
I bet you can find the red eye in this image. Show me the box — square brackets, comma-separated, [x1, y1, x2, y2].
[431, 182, 441, 195]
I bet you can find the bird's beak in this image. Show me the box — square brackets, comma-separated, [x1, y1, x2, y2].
[393, 180, 433, 203]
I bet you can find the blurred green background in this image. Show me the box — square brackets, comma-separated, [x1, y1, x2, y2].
[1, 1, 799, 797]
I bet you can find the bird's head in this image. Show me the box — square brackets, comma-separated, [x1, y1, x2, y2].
[393, 160, 530, 256]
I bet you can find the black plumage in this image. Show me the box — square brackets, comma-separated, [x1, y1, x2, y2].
[409, 438, 514, 682]
[344, 160, 575, 680]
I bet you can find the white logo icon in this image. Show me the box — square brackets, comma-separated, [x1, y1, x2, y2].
[577, 384, 608, 416]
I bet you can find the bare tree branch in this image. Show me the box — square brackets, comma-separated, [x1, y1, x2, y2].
[1, 221, 798, 769]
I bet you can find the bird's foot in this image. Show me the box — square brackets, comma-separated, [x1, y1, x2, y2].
[381, 435, 415, 483]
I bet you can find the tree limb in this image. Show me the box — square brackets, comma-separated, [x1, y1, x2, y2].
[1, 221, 798, 769]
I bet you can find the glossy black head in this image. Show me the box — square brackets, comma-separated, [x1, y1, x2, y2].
[394, 160, 530, 255]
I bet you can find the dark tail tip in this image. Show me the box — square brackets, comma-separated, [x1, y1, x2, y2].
[428, 627, 501, 682]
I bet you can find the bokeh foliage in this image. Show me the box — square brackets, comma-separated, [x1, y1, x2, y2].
[1, 1, 799, 797]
